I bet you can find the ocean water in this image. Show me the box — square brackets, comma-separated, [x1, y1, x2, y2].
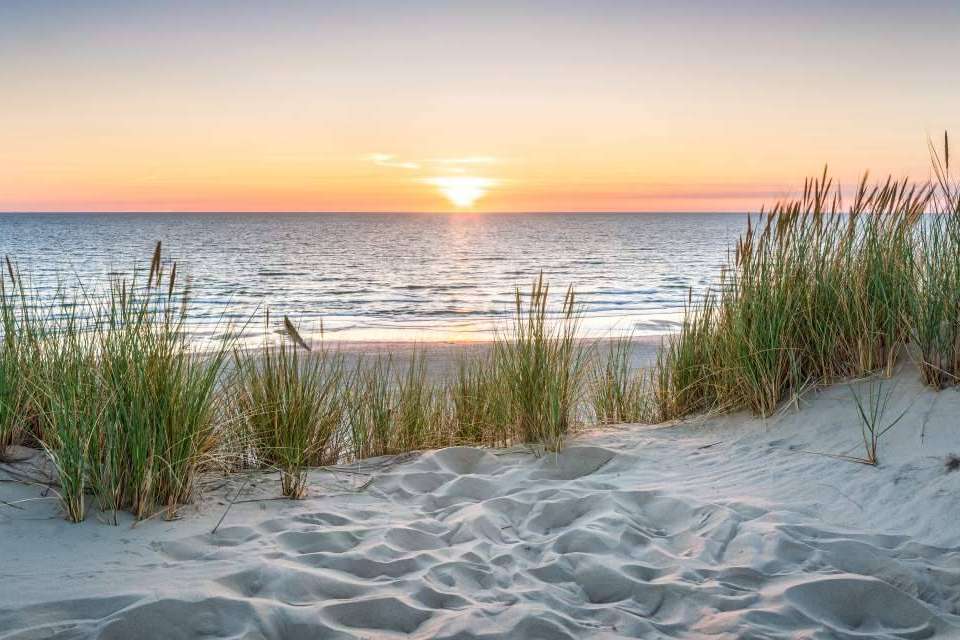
[0, 213, 747, 343]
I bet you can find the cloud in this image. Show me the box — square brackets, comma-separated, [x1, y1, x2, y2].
[367, 153, 420, 170]
[429, 156, 498, 166]
[367, 153, 501, 176]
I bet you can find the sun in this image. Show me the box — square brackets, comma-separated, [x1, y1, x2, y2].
[426, 176, 495, 208]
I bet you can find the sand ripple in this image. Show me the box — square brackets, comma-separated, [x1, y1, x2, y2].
[3, 397, 960, 638]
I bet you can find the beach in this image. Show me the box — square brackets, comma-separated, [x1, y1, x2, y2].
[4, 2, 959, 637]
[2, 358, 959, 639]
[325, 336, 661, 381]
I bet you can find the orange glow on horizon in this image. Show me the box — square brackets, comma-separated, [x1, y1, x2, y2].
[1, 3, 957, 213]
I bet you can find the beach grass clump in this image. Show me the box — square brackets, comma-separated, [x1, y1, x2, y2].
[343, 279, 588, 456]
[4, 244, 237, 521]
[912, 211, 960, 387]
[447, 354, 510, 447]
[656, 169, 931, 419]
[0, 261, 28, 453]
[346, 355, 399, 459]
[26, 243, 233, 522]
[392, 351, 446, 454]
[912, 139, 960, 388]
[231, 318, 345, 498]
[345, 352, 446, 459]
[654, 290, 717, 420]
[0, 259, 56, 452]
[32, 307, 104, 522]
[96, 249, 230, 518]
[590, 336, 653, 424]
[495, 275, 586, 451]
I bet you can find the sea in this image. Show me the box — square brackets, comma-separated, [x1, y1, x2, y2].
[0, 213, 747, 344]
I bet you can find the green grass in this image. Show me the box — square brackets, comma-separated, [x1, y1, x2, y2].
[344, 351, 447, 459]
[346, 354, 399, 459]
[655, 137, 958, 420]
[392, 351, 445, 454]
[0, 256, 609, 518]
[231, 317, 345, 498]
[0, 244, 234, 522]
[447, 353, 510, 447]
[495, 275, 586, 451]
[848, 377, 909, 466]
[95, 249, 231, 518]
[33, 302, 103, 523]
[589, 335, 653, 424]
[0, 260, 27, 453]
[340, 279, 589, 458]
[912, 140, 960, 388]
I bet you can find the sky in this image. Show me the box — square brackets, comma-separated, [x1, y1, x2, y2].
[1, 0, 958, 213]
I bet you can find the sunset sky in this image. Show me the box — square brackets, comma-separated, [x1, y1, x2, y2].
[2, 1, 958, 213]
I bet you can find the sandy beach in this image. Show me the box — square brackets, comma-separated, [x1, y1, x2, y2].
[324, 336, 662, 380]
[3, 360, 958, 639]
[5, 1, 960, 637]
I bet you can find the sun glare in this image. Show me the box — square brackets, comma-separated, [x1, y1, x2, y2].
[426, 176, 495, 208]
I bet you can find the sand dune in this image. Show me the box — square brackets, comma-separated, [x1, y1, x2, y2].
[2, 370, 960, 639]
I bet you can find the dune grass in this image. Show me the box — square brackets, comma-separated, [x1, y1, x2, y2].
[494, 275, 586, 451]
[848, 377, 909, 466]
[0, 244, 234, 522]
[346, 354, 401, 459]
[33, 303, 103, 522]
[392, 351, 446, 454]
[655, 138, 958, 420]
[0, 261, 27, 453]
[344, 352, 446, 459]
[912, 140, 960, 388]
[590, 335, 653, 424]
[95, 249, 230, 519]
[4, 247, 592, 520]
[447, 353, 510, 447]
[231, 317, 345, 498]
[341, 278, 587, 459]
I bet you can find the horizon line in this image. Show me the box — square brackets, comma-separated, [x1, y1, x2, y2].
[0, 210, 750, 215]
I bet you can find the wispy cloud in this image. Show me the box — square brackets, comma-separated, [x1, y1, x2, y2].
[429, 156, 498, 166]
[367, 153, 420, 170]
[368, 154, 500, 172]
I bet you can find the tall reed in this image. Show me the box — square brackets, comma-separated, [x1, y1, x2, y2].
[654, 289, 717, 420]
[392, 351, 445, 453]
[97, 247, 230, 517]
[0, 258, 55, 451]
